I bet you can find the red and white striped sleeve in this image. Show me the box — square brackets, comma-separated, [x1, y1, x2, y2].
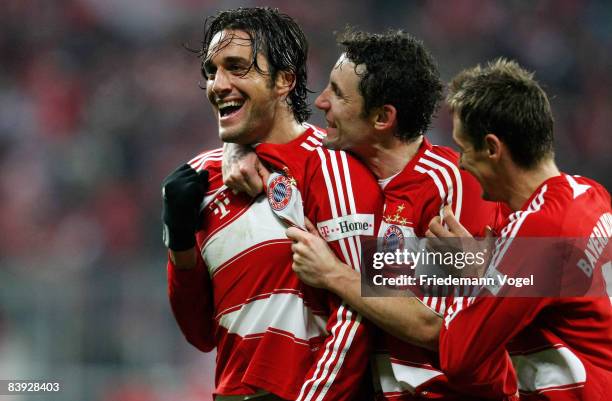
[297, 148, 383, 401]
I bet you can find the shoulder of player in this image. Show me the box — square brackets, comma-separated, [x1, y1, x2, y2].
[187, 147, 224, 189]
[412, 145, 462, 183]
[566, 174, 610, 203]
[503, 185, 564, 236]
[542, 174, 610, 231]
[188, 148, 223, 171]
[409, 145, 468, 204]
[255, 123, 326, 177]
[304, 146, 377, 184]
[428, 144, 460, 163]
[534, 174, 610, 215]
[296, 147, 382, 216]
[281, 122, 327, 157]
[300, 122, 327, 149]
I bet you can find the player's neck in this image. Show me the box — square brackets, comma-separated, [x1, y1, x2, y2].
[263, 107, 305, 144]
[362, 135, 423, 179]
[505, 158, 560, 211]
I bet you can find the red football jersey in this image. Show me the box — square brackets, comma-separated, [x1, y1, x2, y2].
[167, 124, 384, 401]
[373, 138, 501, 400]
[440, 174, 612, 400]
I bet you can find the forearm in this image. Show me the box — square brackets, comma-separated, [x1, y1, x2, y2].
[167, 256, 215, 352]
[328, 264, 441, 351]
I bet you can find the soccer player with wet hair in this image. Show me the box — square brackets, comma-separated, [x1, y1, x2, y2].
[162, 8, 383, 401]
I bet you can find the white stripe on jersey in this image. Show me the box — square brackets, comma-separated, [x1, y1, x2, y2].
[485, 185, 548, 293]
[329, 150, 361, 271]
[218, 292, 328, 343]
[297, 148, 361, 401]
[189, 148, 223, 171]
[341, 151, 362, 268]
[307, 136, 323, 146]
[414, 165, 446, 213]
[298, 308, 351, 401]
[202, 195, 289, 274]
[428, 297, 439, 312]
[315, 148, 347, 259]
[443, 297, 475, 328]
[187, 149, 225, 214]
[202, 185, 228, 209]
[301, 142, 316, 151]
[374, 353, 444, 395]
[315, 315, 361, 401]
[305, 312, 360, 401]
[312, 151, 363, 401]
[303, 122, 327, 139]
[424, 150, 463, 221]
[511, 346, 586, 392]
[417, 157, 454, 215]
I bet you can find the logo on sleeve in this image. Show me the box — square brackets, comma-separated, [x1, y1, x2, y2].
[268, 175, 293, 211]
[317, 214, 375, 241]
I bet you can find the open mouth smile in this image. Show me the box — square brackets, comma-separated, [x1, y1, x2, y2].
[218, 99, 245, 119]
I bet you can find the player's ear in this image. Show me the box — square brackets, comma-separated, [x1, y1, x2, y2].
[275, 70, 296, 98]
[483, 133, 502, 161]
[372, 104, 397, 131]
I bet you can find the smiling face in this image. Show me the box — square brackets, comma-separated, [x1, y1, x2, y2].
[314, 54, 374, 152]
[203, 29, 281, 144]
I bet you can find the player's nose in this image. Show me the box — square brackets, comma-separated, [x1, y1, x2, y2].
[211, 69, 232, 96]
[314, 91, 330, 111]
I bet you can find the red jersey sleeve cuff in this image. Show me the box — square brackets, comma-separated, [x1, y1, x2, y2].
[167, 252, 207, 290]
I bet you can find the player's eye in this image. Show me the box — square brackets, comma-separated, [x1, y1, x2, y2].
[227, 63, 248, 76]
[330, 82, 346, 100]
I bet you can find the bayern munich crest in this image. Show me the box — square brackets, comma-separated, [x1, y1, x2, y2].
[383, 224, 405, 251]
[267, 174, 293, 211]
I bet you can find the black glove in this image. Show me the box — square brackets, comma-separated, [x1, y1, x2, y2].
[161, 163, 209, 251]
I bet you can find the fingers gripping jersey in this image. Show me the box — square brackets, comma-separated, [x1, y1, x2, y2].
[373, 138, 501, 400]
[439, 174, 612, 401]
[167, 124, 384, 401]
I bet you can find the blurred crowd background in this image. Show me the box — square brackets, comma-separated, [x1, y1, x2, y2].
[0, 0, 610, 400]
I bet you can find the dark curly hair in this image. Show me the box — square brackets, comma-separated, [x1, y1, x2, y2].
[198, 7, 311, 123]
[338, 29, 443, 141]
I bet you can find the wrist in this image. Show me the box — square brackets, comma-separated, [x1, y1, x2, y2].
[327, 262, 360, 295]
[169, 248, 198, 270]
[163, 224, 196, 251]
